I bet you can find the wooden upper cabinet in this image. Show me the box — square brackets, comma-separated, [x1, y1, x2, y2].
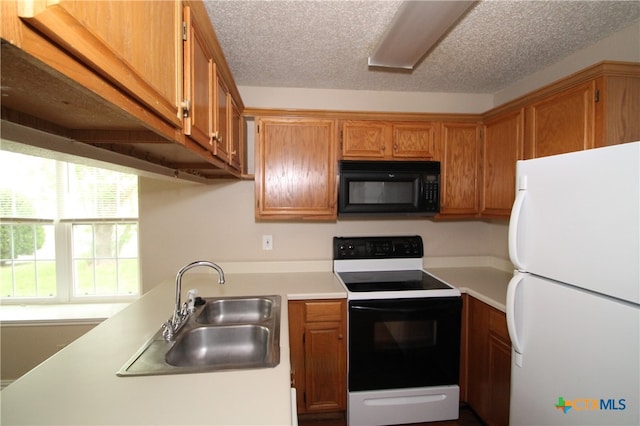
[256, 118, 337, 220]
[480, 109, 524, 218]
[183, 5, 213, 149]
[17, 0, 183, 128]
[341, 120, 437, 159]
[438, 122, 481, 217]
[229, 98, 243, 172]
[212, 70, 230, 162]
[341, 120, 389, 158]
[525, 81, 595, 158]
[595, 74, 640, 147]
[392, 123, 438, 158]
[183, 5, 240, 171]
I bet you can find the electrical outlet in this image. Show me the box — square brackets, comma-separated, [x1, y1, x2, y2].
[262, 235, 273, 250]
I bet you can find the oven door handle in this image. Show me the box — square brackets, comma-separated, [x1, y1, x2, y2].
[351, 305, 430, 314]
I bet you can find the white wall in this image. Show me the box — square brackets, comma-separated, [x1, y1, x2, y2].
[139, 178, 508, 289]
[239, 87, 493, 113]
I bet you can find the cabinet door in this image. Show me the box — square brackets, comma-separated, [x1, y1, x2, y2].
[288, 300, 347, 415]
[488, 335, 511, 426]
[439, 123, 480, 217]
[392, 123, 438, 159]
[288, 302, 306, 413]
[229, 99, 242, 172]
[341, 121, 390, 158]
[18, 0, 182, 127]
[213, 68, 230, 162]
[256, 118, 337, 220]
[526, 81, 595, 158]
[466, 296, 490, 420]
[480, 109, 523, 218]
[466, 297, 511, 426]
[304, 322, 346, 412]
[183, 5, 213, 149]
[596, 75, 640, 147]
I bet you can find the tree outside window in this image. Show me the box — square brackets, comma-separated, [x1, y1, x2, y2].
[0, 150, 139, 302]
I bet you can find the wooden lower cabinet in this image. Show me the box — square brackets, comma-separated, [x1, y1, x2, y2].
[288, 300, 347, 414]
[464, 294, 512, 426]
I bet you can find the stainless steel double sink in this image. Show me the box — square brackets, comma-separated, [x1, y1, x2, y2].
[117, 295, 281, 376]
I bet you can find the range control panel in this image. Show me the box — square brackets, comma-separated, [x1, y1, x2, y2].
[333, 235, 424, 260]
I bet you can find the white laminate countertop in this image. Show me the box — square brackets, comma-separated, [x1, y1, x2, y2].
[427, 266, 513, 312]
[0, 272, 346, 426]
[1, 265, 512, 425]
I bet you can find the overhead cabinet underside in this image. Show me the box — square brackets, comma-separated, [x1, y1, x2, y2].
[1, 0, 245, 182]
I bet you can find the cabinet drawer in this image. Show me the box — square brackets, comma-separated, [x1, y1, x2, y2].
[304, 301, 344, 322]
[488, 308, 510, 343]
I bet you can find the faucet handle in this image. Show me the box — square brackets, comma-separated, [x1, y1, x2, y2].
[162, 320, 174, 341]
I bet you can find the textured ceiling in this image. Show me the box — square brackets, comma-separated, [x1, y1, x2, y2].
[204, 0, 640, 94]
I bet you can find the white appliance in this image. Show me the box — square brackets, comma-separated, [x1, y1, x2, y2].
[507, 142, 640, 426]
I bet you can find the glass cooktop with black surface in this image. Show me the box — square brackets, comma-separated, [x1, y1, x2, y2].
[337, 269, 453, 292]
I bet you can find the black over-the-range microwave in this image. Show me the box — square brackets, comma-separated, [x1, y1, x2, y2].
[337, 160, 440, 217]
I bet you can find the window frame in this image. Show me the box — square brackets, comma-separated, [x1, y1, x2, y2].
[0, 154, 141, 305]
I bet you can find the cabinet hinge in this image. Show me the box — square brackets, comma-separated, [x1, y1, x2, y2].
[303, 391, 306, 404]
[302, 333, 305, 344]
[182, 22, 188, 41]
[594, 89, 600, 103]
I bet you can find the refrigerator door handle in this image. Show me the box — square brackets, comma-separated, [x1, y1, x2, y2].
[508, 176, 527, 270]
[506, 272, 524, 366]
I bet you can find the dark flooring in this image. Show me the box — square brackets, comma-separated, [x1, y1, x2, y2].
[298, 404, 485, 426]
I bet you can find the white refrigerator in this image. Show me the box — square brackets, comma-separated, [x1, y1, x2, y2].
[506, 142, 640, 426]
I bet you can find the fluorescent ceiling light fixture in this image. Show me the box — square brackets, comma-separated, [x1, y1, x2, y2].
[368, 0, 476, 70]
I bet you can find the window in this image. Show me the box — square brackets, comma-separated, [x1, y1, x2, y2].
[0, 150, 140, 303]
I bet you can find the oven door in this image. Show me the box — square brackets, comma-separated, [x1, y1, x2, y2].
[348, 297, 461, 392]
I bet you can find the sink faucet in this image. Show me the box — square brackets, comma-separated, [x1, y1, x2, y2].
[163, 260, 225, 340]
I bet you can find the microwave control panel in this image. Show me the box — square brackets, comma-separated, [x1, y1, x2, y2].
[423, 174, 440, 212]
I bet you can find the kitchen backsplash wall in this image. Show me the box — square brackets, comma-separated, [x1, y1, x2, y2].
[139, 178, 508, 291]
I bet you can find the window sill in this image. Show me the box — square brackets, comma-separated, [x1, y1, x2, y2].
[0, 303, 130, 326]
